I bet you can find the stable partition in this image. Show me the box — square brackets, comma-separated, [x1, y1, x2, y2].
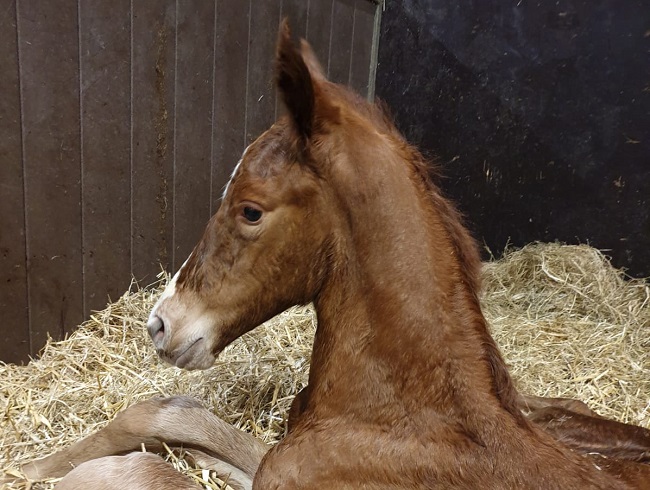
[0, 0, 380, 363]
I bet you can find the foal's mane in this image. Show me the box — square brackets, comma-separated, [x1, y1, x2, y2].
[406, 136, 527, 426]
[331, 86, 527, 426]
[411, 146, 526, 425]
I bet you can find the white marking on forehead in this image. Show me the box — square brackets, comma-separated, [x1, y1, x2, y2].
[149, 256, 190, 321]
[221, 143, 252, 201]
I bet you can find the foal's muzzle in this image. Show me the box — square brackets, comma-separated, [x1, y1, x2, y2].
[147, 315, 166, 350]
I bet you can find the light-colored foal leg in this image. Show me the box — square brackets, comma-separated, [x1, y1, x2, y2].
[185, 448, 255, 490]
[23, 396, 268, 488]
[55, 452, 200, 490]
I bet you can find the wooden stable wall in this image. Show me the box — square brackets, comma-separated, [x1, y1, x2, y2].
[0, 0, 380, 364]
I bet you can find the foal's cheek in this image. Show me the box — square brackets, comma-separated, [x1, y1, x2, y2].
[235, 220, 265, 243]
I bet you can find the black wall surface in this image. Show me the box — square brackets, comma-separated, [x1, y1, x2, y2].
[376, 0, 650, 277]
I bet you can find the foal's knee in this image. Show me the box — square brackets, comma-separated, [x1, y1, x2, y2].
[55, 452, 199, 490]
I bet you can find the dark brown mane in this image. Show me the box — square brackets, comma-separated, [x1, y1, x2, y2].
[304, 76, 529, 426]
[404, 139, 527, 425]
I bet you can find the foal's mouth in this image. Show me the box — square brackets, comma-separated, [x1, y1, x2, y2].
[160, 337, 206, 369]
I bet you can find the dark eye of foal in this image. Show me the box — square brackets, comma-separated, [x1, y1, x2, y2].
[242, 206, 263, 223]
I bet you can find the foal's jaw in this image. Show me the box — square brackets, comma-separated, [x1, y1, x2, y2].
[147, 293, 218, 370]
[146, 173, 328, 370]
[155, 319, 216, 371]
[147, 260, 224, 370]
[144, 22, 340, 371]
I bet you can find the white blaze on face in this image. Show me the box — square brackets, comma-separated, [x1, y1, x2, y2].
[221, 143, 252, 201]
[148, 256, 190, 323]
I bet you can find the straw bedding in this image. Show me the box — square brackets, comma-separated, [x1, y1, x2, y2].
[1, 242, 648, 489]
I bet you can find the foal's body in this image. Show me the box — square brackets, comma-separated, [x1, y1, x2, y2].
[22, 23, 650, 489]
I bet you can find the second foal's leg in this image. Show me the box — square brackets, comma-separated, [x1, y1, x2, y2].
[518, 393, 599, 417]
[55, 452, 200, 490]
[23, 396, 269, 489]
[519, 394, 650, 463]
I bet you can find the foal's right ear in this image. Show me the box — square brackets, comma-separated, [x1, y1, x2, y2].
[275, 20, 315, 140]
[299, 39, 326, 82]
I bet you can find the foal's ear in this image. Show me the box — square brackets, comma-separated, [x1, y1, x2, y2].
[275, 20, 315, 139]
[299, 39, 326, 81]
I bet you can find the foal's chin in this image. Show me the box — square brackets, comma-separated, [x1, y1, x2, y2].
[161, 338, 218, 371]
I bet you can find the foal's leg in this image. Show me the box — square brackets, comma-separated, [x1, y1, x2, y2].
[184, 448, 255, 490]
[56, 450, 255, 490]
[517, 393, 598, 417]
[23, 396, 268, 486]
[287, 385, 310, 432]
[519, 394, 650, 462]
[55, 452, 200, 490]
[528, 405, 650, 463]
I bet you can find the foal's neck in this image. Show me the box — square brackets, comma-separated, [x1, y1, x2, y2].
[308, 138, 524, 432]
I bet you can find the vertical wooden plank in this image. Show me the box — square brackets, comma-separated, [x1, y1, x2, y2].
[328, 0, 355, 85]
[211, 0, 251, 211]
[18, 0, 83, 348]
[245, 0, 282, 144]
[349, 0, 377, 97]
[132, 1, 176, 282]
[0, 0, 29, 363]
[79, 0, 131, 316]
[306, 0, 333, 75]
[172, 0, 215, 269]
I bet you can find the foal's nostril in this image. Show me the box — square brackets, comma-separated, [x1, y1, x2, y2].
[147, 315, 166, 348]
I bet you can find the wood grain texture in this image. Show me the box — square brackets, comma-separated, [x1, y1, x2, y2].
[172, 0, 216, 269]
[17, 0, 83, 347]
[0, 0, 29, 363]
[349, 0, 376, 96]
[79, 0, 132, 317]
[328, 0, 355, 85]
[306, 0, 333, 77]
[211, 0, 251, 213]
[0, 0, 378, 363]
[131, 0, 176, 283]
[245, 0, 282, 145]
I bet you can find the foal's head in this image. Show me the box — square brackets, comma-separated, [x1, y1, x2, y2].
[147, 22, 454, 370]
[147, 25, 338, 369]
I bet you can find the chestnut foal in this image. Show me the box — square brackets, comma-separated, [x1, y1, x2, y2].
[24, 23, 650, 489]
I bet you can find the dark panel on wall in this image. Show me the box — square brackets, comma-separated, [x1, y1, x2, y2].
[376, 0, 650, 277]
[172, 1, 216, 269]
[17, 1, 84, 348]
[211, 0, 251, 213]
[0, 0, 29, 363]
[131, 1, 176, 283]
[79, 0, 132, 316]
[0, 0, 379, 364]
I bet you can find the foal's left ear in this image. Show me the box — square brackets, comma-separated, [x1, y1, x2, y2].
[275, 20, 315, 140]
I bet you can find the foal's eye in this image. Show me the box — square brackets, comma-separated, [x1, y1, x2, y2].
[242, 206, 263, 223]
